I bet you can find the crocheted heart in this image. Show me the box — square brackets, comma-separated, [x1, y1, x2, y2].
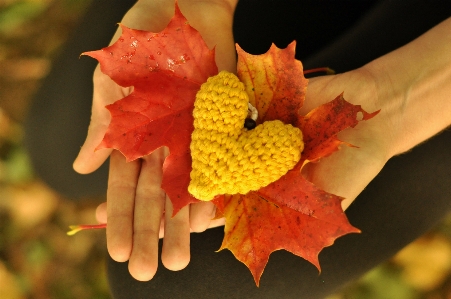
[188, 71, 304, 201]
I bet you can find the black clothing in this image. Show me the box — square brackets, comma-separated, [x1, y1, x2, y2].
[25, 0, 451, 298]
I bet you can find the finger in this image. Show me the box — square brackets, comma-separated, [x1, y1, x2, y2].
[107, 150, 140, 262]
[209, 217, 225, 228]
[159, 218, 165, 239]
[73, 129, 112, 174]
[95, 202, 107, 223]
[128, 148, 166, 281]
[161, 198, 190, 271]
[189, 201, 216, 232]
[301, 143, 385, 211]
[73, 68, 127, 174]
[158, 215, 225, 238]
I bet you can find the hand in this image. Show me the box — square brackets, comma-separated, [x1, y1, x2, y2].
[73, 0, 236, 281]
[303, 17, 451, 211]
[301, 68, 395, 210]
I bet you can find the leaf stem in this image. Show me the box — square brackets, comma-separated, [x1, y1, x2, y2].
[67, 223, 107, 236]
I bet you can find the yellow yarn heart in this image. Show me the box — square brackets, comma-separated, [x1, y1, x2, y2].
[188, 71, 304, 201]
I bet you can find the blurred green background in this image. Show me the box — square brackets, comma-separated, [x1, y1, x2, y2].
[1, 1, 451, 298]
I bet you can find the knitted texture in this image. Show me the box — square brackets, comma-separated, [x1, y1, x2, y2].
[188, 71, 304, 201]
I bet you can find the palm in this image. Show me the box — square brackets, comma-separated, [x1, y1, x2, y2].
[302, 69, 391, 210]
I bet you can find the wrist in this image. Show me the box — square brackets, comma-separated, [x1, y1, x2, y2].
[360, 60, 406, 158]
[363, 18, 451, 156]
[305, 67, 394, 163]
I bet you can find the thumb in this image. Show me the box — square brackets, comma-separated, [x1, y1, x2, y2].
[74, 66, 125, 174]
[73, 118, 112, 174]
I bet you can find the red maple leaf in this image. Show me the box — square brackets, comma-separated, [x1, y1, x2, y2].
[83, 4, 217, 214]
[79, 2, 379, 286]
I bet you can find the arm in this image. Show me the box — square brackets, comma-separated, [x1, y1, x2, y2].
[303, 17, 451, 210]
[73, 0, 238, 281]
[367, 17, 451, 156]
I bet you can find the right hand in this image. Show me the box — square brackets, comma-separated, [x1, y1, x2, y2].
[301, 67, 394, 211]
[73, 0, 237, 281]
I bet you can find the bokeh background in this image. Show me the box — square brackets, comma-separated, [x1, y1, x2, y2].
[1, 1, 451, 298]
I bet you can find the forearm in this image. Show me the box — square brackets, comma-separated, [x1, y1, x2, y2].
[365, 17, 451, 156]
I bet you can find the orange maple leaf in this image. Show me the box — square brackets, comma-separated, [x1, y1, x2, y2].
[211, 42, 377, 285]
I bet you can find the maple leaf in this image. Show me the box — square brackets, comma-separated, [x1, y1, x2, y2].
[83, 4, 217, 214]
[212, 42, 376, 286]
[216, 193, 358, 285]
[236, 42, 307, 127]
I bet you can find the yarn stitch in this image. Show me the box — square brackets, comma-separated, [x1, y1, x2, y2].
[188, 71, 304, 201]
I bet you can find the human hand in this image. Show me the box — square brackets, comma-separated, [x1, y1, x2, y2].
[73, 0, 236, 281]
[305, 17, 451, 210]
[301, 68, 395, 210]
